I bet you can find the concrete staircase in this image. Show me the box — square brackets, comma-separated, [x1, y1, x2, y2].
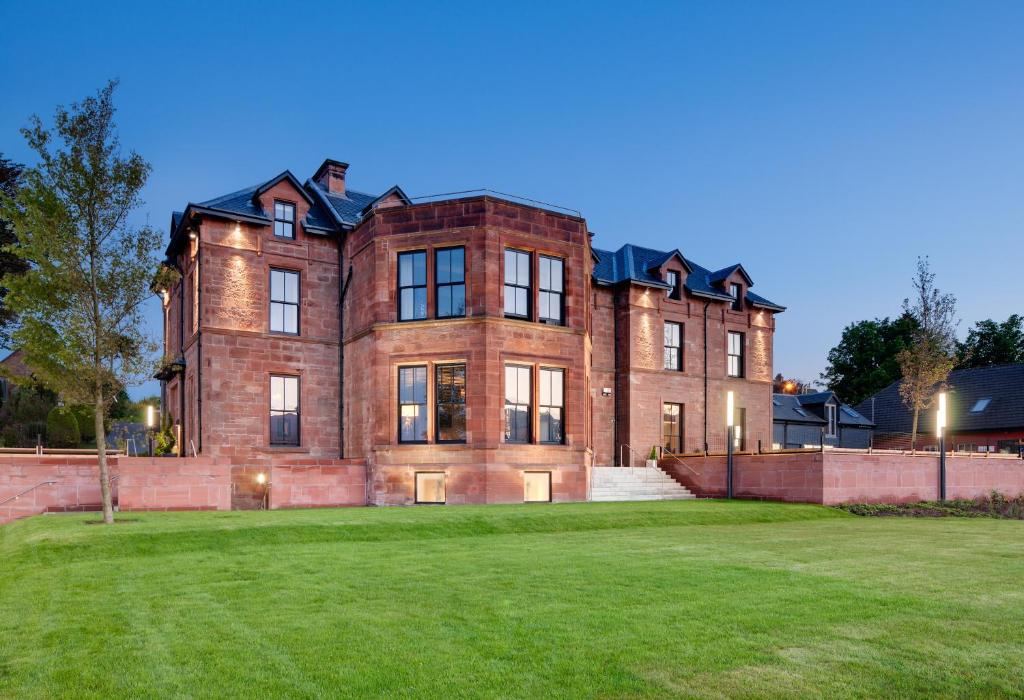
[590, 466, 695, 501]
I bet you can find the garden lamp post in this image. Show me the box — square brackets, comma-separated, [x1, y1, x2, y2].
[936, 392, 947, 501]
[726, 391, 735, 499]
[145, 404, 158, 457]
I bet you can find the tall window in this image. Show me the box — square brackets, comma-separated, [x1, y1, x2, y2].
[398, 251, 427, 321]
[274, 201, 295, 239]
[666, 270, 681, 300]
[398, 366, 427, 442]
[733, 407, 746, 450]
[269, 375, 299, 446]
[504, 249, 531, 319]
[729, 283, 743, 311]
[663, 403, 683, 453]
[435, 247, 466, 319]
[270, 269, 299, 334]
[538, 255, 564, 325]
[727, 331, 744, 378]
[436, 364, 467, 443]
[539, 368, 564, 444]
[826, 404, 837, 437]
[664, 322, 682, 371]
[504, 365, 531, 443]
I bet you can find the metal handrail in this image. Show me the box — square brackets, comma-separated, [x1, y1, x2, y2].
[619, 443, 645, 468]
[0, 480, 57, 508]
[656, 447, 700, 476]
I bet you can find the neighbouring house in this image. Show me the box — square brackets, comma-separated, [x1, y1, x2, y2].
[858, 363, 1024, 455]
[155, 159, 784, 505]
[0, 349, 30, 408]
[772, 391, 874, 449]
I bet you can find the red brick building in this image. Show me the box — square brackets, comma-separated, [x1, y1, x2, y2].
[157, 160, 784, 504]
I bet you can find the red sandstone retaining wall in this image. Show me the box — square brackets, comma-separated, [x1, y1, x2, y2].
[660, 450, 1024, 504]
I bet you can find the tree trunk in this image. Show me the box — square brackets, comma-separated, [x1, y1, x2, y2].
[95, 390, 114, 524]
[911, 406, 920, 451]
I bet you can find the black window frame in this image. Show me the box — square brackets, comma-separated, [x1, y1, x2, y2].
[729, 283, 743, 311]
[397, 250, 428, 322]
[538, 367, 565, 445]
[415, 471, 446, 504]
[503, 248, 532, 320]
[727, 331, 745, 378]
[273, 200, 296, 239]
[435, 247, 466, 319]
[826, 404, 837, 437]
[663, 402, 683, 454]
[733, 407, 746, 451]
[398, 365, 428, 444]
[269, 268, 300, 335]
[538, 255, 564, 326]
[435, 363, 467, 444]
[666, 270, 682, 300]
[269, 374, 300, 446]
[504, 364, 532, 444]
[664, 321, 682, 371]
[523, 471, 552, 503]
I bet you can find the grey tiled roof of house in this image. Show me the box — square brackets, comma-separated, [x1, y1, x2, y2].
[774, 392, 875, 427]
[307, 180, 380, 227]
[592, 243, 784, 310]
[856, 363, 1024, 434]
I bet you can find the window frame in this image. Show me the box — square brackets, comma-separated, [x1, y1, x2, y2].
[733, 407, 746, 451]
[523, 471, 552, 503]
[727, 331, 745, 378]
[826, 404, 837, 437]
[666, 270, 682, 300]
[503, 248, 532, 320]
[415, 471, 446, 504]
[398, 365, 428, 444]
[435, 363, 468, 444]
[538, 367, 565, 445]
[663, 402, 683, 454]
[269, 374, 300, 447]
[273, 200, 296, 240]
[538, 254, 565, 325]
[504, 363, 533, 444]
[729, 283, 743, 311]
[397, 250, 428, 322]
[664, 321, 683, 371]
[434, 246, 466, 319]
[269, 268, 300, 335]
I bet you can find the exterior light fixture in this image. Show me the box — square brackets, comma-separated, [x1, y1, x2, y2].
[602, 387, 612, 397]
[936, 392, 947, 500]
[256, 472, 267, 486]
[188, 231, 197, 240]
[146, 405, 157, 429]
[936, 392, 947, 437]
[726, 391, 735, 427]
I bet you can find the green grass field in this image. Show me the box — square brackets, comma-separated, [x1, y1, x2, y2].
[2, 501, 1023, 698]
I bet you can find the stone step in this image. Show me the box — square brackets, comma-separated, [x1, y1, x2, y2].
[590, 466, 694, 502]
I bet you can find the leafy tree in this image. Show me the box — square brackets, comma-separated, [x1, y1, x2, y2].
[772, 373, 812, 394]
[820, 315, 918, 405]
[0, 81, 161, 524]
[956, 314, 1024, 369]
[108, 387, 136, 422]
[897, 257, 958, 449]
[0, 154, 29, 348]
[46, 406, 80, 448]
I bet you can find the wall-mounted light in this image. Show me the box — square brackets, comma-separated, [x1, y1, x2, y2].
[602, 387, 612, 397]
[256, 472, 267, 486]
[188, 231, 197, 241]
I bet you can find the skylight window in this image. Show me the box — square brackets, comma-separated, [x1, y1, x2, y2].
[793, 408, 808, 417]
[841, 406, 860, 418]
[772, 399, 781, 406]
[970, 398, 991, 413]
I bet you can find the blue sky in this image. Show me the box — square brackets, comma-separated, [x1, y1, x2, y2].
[2, 1, 1022, 399]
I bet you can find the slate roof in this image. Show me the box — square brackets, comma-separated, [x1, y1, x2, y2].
[592, 243, 784, 310]
[856, 363, 1024, 434]
[774, 392, 874, 427]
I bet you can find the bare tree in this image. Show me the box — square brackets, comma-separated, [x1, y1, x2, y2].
[896, 257, 957, 449]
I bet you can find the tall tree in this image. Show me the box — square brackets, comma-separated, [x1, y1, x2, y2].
[0, 81, 161, 524]
[820, 314, 918, 405]
[0, 154, 29, 348]
[896, 257, 957, 449]
[955, 314, 1024, 369]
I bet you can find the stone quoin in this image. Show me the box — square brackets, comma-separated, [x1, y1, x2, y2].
[155, 160, 785, 505]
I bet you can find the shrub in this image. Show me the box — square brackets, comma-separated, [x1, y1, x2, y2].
[154, 424, 176, 456]
[70, 405, 97, 442]
[46, 407, 81, 448]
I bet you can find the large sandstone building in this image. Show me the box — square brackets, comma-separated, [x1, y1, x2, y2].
[157, 160, 784, 504]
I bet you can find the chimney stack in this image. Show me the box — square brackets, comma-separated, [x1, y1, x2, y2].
[314, 159, 349, 196]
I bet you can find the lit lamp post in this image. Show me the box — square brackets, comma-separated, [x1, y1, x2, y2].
[145, 404, 158, 457]
[936, 391, 947, 501]
[256, 472, 269, 510]
[726, 390, 735, 499]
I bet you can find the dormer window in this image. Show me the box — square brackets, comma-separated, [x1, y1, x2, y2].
[729, 283, 742, 311]
[274, 201, 295, 239]
[826, 404, 837, 437]
[666, 270, 681, 300]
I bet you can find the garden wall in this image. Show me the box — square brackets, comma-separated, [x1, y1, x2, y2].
[659, 451, 1024, 504]
[0, 455, 366, 525]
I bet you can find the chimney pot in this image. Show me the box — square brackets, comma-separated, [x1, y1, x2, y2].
[315, 159, 349, 196]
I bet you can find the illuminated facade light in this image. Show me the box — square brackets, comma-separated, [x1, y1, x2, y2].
[256, 472, 267, 485]
[936, 392, 947, 437]
[726, 391, 735, 427]
[146, 404, 156, 429]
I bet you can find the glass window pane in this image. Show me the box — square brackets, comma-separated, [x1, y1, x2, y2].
[438, 287, 451, 318]
[451, 248, 464, 282]
[516, 288, 528, 316]
[285, 272, 298, 303]
[552, 372, 563, 406]
[505, 366, 518, 403]
[400, 254, 412, 286]
[452, 285, 465, 316]
[436, 249, 450, 284]
[413, 253, 426, 286]
[271, 270, 282, 300]
[505, 249, 517, 284]
[414, 288, 427, 319]
[518, 367, 530, 401]
[270, 303, 283, 332]
[284, 305, 297, 333]
[540, 257, 550, 290]
[551, 259, 563, 292]
[517, 253, 530, 286]
[271, 376, 284, 409]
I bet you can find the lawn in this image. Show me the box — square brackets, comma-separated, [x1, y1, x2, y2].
[1, 501, 1022, 699]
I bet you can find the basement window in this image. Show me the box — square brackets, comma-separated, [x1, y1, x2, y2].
[970, 398, 991, 413]
[524, 472, 551, 503]
[415, 472, 446, 504]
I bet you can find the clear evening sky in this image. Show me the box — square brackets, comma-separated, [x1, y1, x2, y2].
[2, 1, 1022, 399]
